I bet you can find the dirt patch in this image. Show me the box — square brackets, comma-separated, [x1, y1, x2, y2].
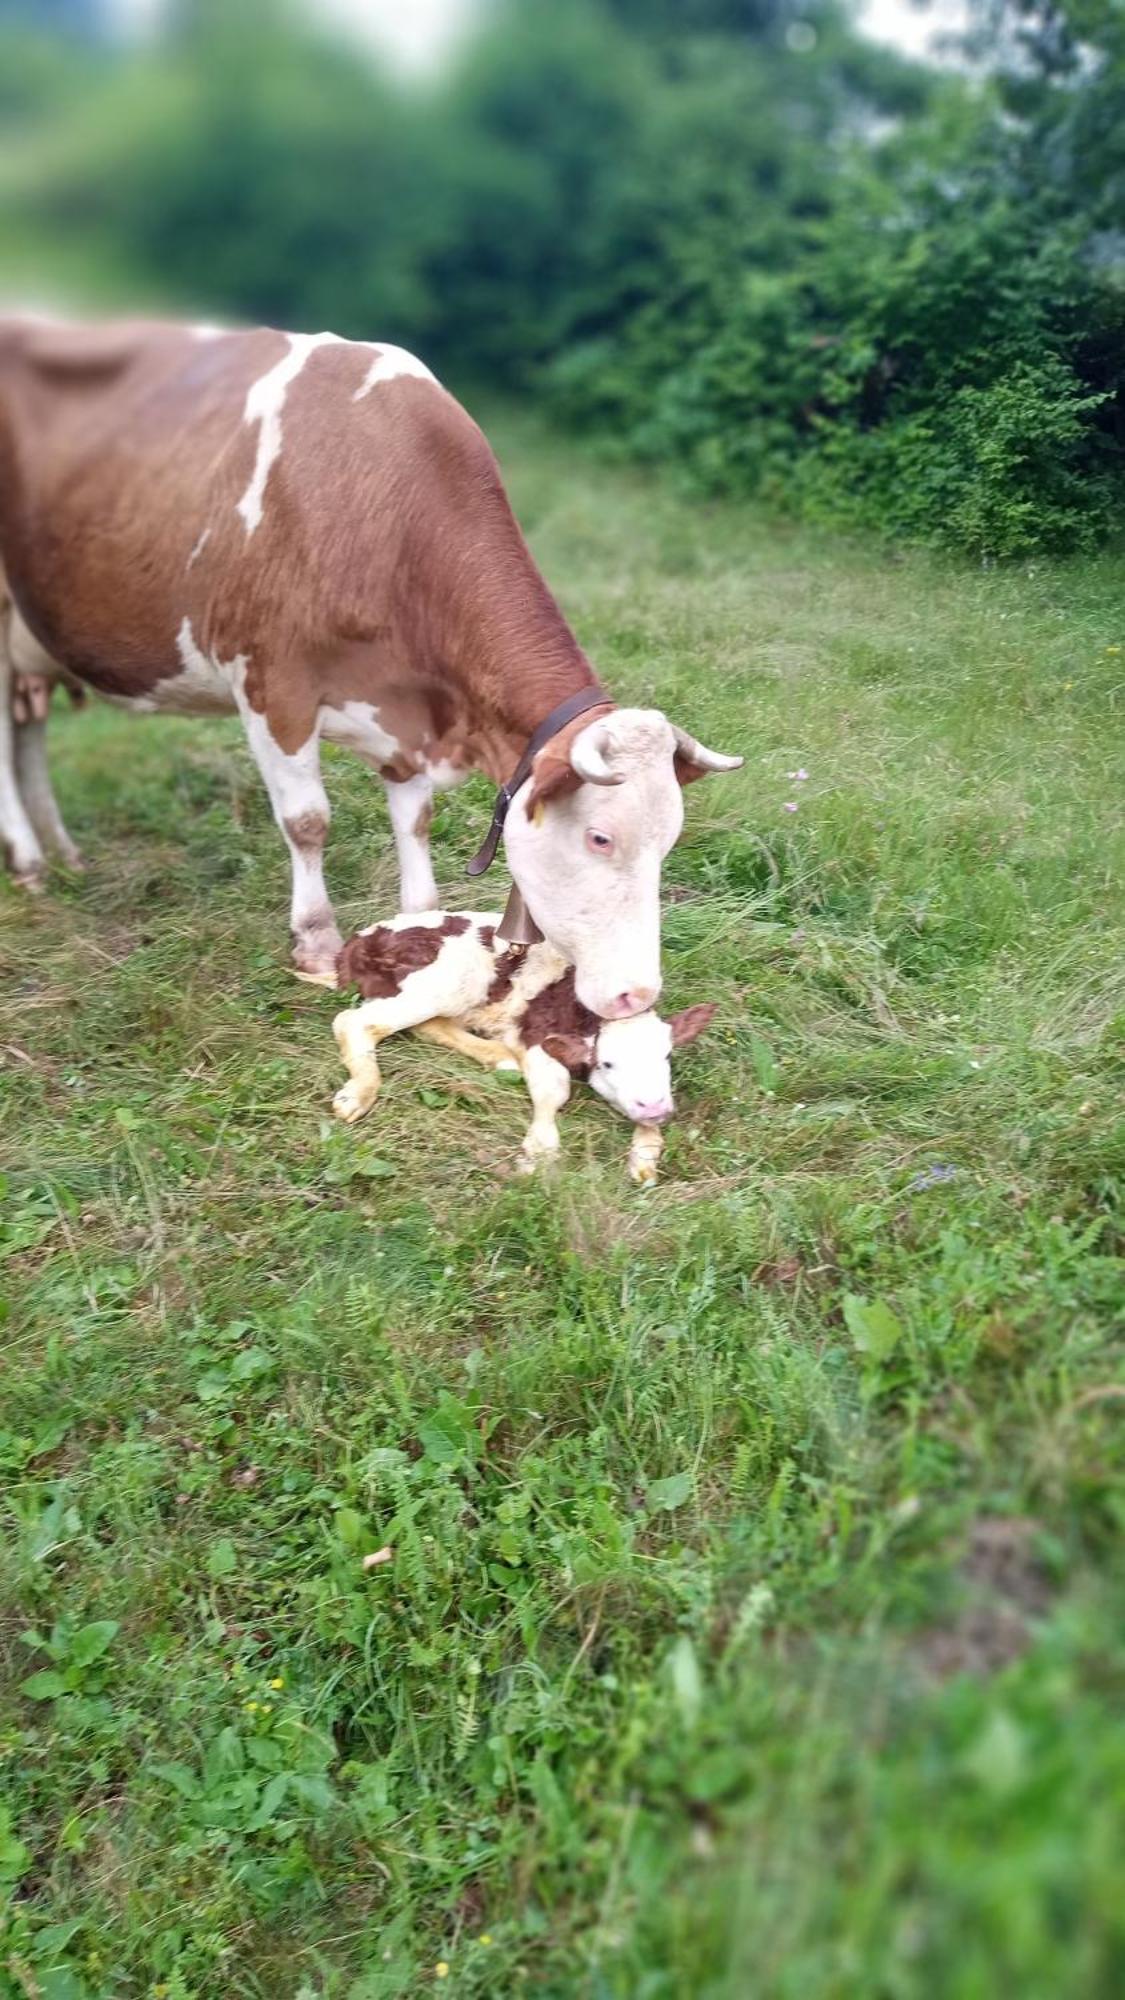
[912, 1517, 1053, 1682]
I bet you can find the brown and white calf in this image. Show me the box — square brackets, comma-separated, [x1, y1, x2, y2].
[329, 910, 715, 1180]
[0, 314, 740, 1017]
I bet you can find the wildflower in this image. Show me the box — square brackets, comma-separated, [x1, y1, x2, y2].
[243, 1700, 259, 1713]
[786, 768, 809, 782]
[269, 1676, 284, 1689]
[435, 1965, 450, 1980]
[479, 1934, 493, 1946]
[782, 801, 798, 813]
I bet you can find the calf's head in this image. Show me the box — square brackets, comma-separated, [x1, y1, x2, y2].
[544, 1002, 717, 1126]
[503, 707, 740, 1019]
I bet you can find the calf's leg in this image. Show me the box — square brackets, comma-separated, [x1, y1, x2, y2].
[383, 773, 438, 912]
[413, 1018, 520, 1071]
[516, 1045, 573, 1173]
[237, 698, 342, 976]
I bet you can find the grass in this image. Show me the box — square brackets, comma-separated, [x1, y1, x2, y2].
[2, 405, 1124, 2000]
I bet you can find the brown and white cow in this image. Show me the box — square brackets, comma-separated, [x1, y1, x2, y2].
[0, 315, 740, 1017]
[327, 907, 716, 1180]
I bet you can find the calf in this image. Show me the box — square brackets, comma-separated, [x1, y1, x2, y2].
[328, 911, 715, 1181]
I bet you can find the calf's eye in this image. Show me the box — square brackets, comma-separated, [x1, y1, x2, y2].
[586, 828, 615, 855]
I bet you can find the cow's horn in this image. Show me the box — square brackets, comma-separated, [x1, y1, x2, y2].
[570, 721, 625, 786]
[671, 724, 743, 772]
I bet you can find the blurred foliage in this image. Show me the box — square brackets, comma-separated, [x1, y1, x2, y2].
[0, 0, 1122, 556]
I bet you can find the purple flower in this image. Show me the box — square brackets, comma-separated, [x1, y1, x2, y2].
[782, 800, 799, 813]
[907, 1163, 959, 1193]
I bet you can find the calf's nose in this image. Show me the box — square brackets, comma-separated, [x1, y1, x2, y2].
[633, 1099, 673, 1125]
[607, 985, 658, 1020]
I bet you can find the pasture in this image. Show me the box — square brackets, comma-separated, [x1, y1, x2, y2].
[2, 410, 1123, 1998]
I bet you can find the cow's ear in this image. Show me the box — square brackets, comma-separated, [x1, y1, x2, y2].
[673, 747, 712, 788]
[669, 1002, 717, 1047]
[541, 1031, 595, 1073]
[526, 746, 582, 816]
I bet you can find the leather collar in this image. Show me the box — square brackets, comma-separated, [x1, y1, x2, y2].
[465, 687, 612, 879]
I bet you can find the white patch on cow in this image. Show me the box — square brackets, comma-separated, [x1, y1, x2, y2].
[422, 756, 467, 792]
[318, 699, 402, 765]
[352, 344, 436, 400]
[230, 669, 339, 966]
[383, 771, 438, 912]
[186, 526, 211, 570]
[236, 330, 341, 535]
[169, 617, 243, 714]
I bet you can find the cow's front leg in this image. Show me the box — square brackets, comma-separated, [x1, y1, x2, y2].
[516, 1045, 572, 1174]
[383, 773, 438, 912]
[237, 701, 342, 976]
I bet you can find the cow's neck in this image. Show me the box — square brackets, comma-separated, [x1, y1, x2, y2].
[436, 536, 605, 783]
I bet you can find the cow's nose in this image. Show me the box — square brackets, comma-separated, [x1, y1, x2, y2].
[608, 986, 658, 1020]
[633, 1100, 673, 1125]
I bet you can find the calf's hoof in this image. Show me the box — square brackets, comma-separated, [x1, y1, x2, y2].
[10, 865, 46, 895]
[333, 1081, 377, 1124]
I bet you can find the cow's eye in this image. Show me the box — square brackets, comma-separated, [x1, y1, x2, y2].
[586, 828, 614, 855]
[599, 1059, 614, 1071]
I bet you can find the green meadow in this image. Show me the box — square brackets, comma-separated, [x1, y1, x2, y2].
[2, 411, 1123, 1998]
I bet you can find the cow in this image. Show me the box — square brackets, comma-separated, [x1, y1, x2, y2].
[327, 908, 716, 1180]
[0, 314, 740, 1018]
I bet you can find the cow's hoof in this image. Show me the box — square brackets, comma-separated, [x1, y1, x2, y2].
[11, 867, 46, 895]
[333, 1081, 375, 1124]
[294, 931, 343, 978]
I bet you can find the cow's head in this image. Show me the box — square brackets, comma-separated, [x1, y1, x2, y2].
[503, 708, 740, 1018]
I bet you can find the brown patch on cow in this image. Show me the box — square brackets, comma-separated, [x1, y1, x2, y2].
[283, 808, 329, 856]
[413, 799, 433, 840]
[0, 317, 602, 777]
[911, 1518, 1052, 1682]
[335, 915, 469, 1000]
[520, 969, 599, 1075]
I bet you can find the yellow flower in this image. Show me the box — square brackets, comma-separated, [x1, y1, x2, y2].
[269, 1676, 284, 1689]
[435, 1965, 450, 1980]
[243, 1700, 259, 1713]
[261, 1704, 273, 1715]
[479, 1933, 493, 1946]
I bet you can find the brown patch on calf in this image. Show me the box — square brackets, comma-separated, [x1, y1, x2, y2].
[520, 970, 599, 1076]
[413, 799, 433, 840]
[335, 915, 469, 1000]
[484, 944, 528, 1006]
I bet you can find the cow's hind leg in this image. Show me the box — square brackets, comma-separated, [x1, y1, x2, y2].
[237, 699, 342, 976]
[383, 773, 438, 912]
[0, 607, 46, 886]
[14, 687, 83, 869]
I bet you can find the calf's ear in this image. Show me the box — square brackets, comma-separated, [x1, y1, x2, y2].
[541, 1031, 595, 1073]
[669, 1002, 717, 1047]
